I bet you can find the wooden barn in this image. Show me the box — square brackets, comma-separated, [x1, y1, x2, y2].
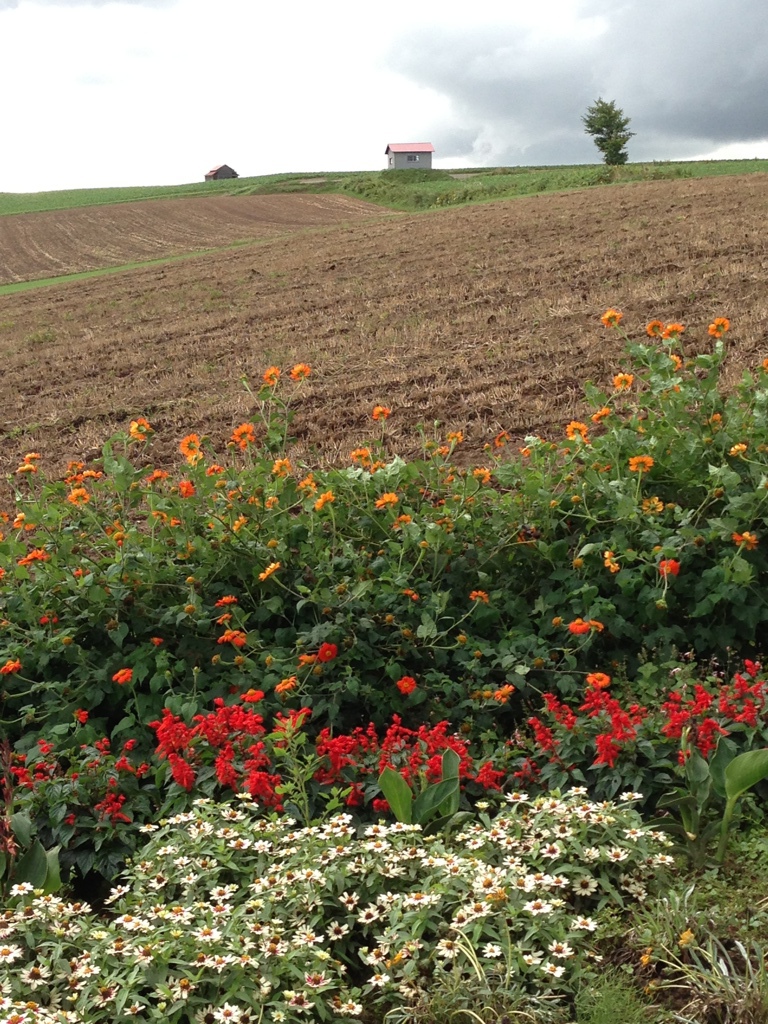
[205, 164, 239, 181]
[385, 143, 435, 170]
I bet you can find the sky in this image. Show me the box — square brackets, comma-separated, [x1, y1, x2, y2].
[1, 0, 767, 193]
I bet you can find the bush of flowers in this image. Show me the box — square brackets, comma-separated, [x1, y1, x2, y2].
[1, 316, 768, 769]
[518, 657, 768, 805]
[0, 790, 673, 1023]
[7, 699, 512, 887]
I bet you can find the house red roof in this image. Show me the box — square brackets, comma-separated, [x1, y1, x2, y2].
[385, 143, 435, 154]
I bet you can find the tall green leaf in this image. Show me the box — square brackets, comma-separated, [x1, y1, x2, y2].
[378, 768, 413, 824]
[724, 749, 768, 802]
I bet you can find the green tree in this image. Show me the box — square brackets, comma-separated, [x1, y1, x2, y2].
[582, 98, 634, 166]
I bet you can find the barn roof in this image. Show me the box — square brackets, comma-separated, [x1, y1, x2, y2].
[385, 143, 435, 154]
[206, 164, 234, 175]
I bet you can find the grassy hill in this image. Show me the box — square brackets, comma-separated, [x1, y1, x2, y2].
[2, 158, 768, 217]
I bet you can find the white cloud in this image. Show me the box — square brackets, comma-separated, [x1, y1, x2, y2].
[1, 0, 767, 192]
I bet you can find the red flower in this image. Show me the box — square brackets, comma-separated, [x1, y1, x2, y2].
[396, 675, 417, 695]
[0, 659, 22, 676]
[178, 480, 196, 498]
[112, 668, 133, 685]
[317, 642, 338, 663]
[168, 752, 196, 791]
[74, 709, 89, 724]
[659, 559, 680, 577]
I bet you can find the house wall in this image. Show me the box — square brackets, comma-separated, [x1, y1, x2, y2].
[389, 151, 432, 170]
[206, 166, 238, 181]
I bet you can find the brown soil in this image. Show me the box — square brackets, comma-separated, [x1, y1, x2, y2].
[0, 194, 391, 284]
[1, 174, 768, 500]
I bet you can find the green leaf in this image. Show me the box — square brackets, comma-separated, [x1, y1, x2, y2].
[441, 747, 460, 780]
[709, 737, 738, 799]
[44, 847, 62, 894]
[724, 748, 768, 802]
[10, 813, 33, 848]
[13, 841, 48, 888]
[416, 614, 437, 640]
[413, 777, 460, 824]
[378, 768, 413, 824]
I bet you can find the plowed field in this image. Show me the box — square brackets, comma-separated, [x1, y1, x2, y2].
[0, 194, 391, 284]
[1, 174, 767, 497]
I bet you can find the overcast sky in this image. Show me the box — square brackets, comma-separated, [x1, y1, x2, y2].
[1, 0, 766, 193]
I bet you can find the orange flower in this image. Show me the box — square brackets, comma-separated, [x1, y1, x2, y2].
[375, 492, 398, 509]
[129, 417, 153, 441]
[297, 654, 317, 667]
[272, 458, 291, 477]
[17, 548, 50, 566]
[372, 405, 392, 421]
[402, 588, 419, 601]
[473, 467, 492, 484]
[218, 629, 248, 647]
[659, 559, 680, 577]
[586, 672, 611, 689]
[396, 675, 417, 695]
[314, 491, 335, 511]
[112, 668, 133, 685]
[67, 488, 90, 506]
[262, 365, 281, 386]
[179, 434, 203, 465]
[145, 469, 170, 485]
[646, 320, 665, 338]
[241, 689, 264, 703]
[178, 480, 196, 498]
[494, 431, 510, 448]
[567, 618, 591, 635]
[16, 463, 36, 474]
[662, 323, 685, 340]
[392, 514, 412, 530]
[589, 619, 605, 632]
[763, 358, 768, 373]
[231, 423, 257, 450]
[298, 473, 317, 494]
[708, 317, 730, 338]
[591, 407, 611, 424]
[350, 447, 372, 466]
[150, 637, 164, 646]
[628, 455, 654, 474]
[565, 421, 589, 441]
[494, 684, 515, 703]
[265, 496, 279, 510]
[276, 676, 298, 695]
[613, 373, 634, 391]
[447, 431, 464, 445]
[23, 452, 41, 462]
[603, 551, 620, 574]
[215, 595, 239, 606]
[470, 590, 490, 604]
[601, 309, 623, 328]
[259, 561, 281, 582]
[0, 659, 21, 676]
[729, 443, 747, 457]
[733, 531, 759, 550]
[290, 363, 311, 381]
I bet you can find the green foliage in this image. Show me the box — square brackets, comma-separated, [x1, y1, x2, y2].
[574, 971, 655, 1024]
[378, 747, 462, 831]
[582, 98, 635, 165]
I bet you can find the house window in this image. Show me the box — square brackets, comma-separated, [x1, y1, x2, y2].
[406, 154, 419, 162]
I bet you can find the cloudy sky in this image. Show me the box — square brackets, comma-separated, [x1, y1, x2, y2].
[1, 0, 766, 193]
